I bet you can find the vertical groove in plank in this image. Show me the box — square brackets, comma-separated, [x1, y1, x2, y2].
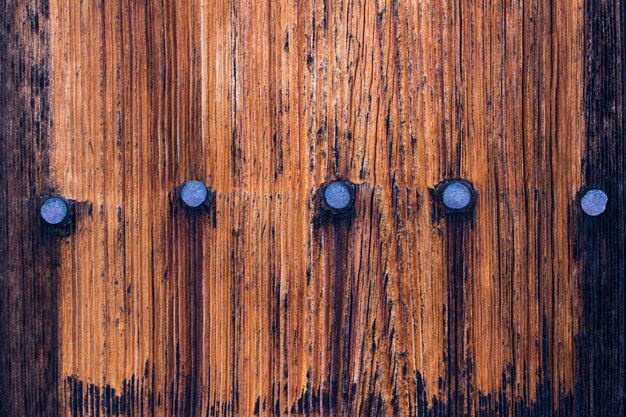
[0, 1, 59, 416]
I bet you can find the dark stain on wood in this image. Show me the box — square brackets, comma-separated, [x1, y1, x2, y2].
[442, 211, 472, 417]
[65, 375, 148, 417]
[0, 1, 59, 416]
[574, 1, 626, 416]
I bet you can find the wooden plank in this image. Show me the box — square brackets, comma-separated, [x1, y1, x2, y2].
[0, 1, 59, 416]
[575, 1, 626, 416]
[1, 0, 624, 416]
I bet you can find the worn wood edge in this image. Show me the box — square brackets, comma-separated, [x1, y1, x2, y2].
[0, 0, 60, 416]
[573, 0, 626, 416]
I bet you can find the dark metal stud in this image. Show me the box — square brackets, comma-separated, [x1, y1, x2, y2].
[39, 195, 74, 236]
[177, 179, 214, 212]
[180, 180, 208, 207]
[325, 181, 351, 210]
[40, 195, 70, 225]
[319, 179, 356, 218]
[435, 178, 476, 213]
[580, 188, 608, 217]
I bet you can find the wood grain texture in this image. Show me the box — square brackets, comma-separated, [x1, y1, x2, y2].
[1, 0, 624, 416]
[575, 0, 626, 416]
[0, 1, 59, 416]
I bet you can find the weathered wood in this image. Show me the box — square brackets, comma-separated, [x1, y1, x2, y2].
[575, 1, 626, 416]
[1, 0, 625, 416]
[0, 1, 59, 416]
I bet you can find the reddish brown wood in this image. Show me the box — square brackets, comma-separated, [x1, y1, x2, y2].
[1, 1, 625, 416]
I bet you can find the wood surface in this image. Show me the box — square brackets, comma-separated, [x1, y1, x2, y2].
[0, 0, 624, 416]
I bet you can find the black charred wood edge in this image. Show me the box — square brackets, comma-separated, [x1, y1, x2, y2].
[39, 194, 75, 237]
[316, 179, 356, 222]
[175, 183, 216, 215]
[574, 0, 626, 415]
[433, 178, 477, 215]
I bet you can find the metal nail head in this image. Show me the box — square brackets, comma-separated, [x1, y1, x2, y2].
[324, 182, 352, 210]
[435, 178, 476, 212]
[580, 188, 608, 217]
[177, 179, 214, 213]
[320, 179, 356, 217]
[40, 196, 70, 225]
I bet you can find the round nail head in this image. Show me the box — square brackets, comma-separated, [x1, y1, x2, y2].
[40, 197, 69, 225]
[324, 181, 352, 210]
[581, 189, 608, 217]
[442, 181, 472, 210]
[180, 180, 208, 208]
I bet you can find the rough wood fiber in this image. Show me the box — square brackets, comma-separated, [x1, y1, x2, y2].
[0, 0, 59, 416]
[575, 1, 626, 416]
[1, 0, 624, 416]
